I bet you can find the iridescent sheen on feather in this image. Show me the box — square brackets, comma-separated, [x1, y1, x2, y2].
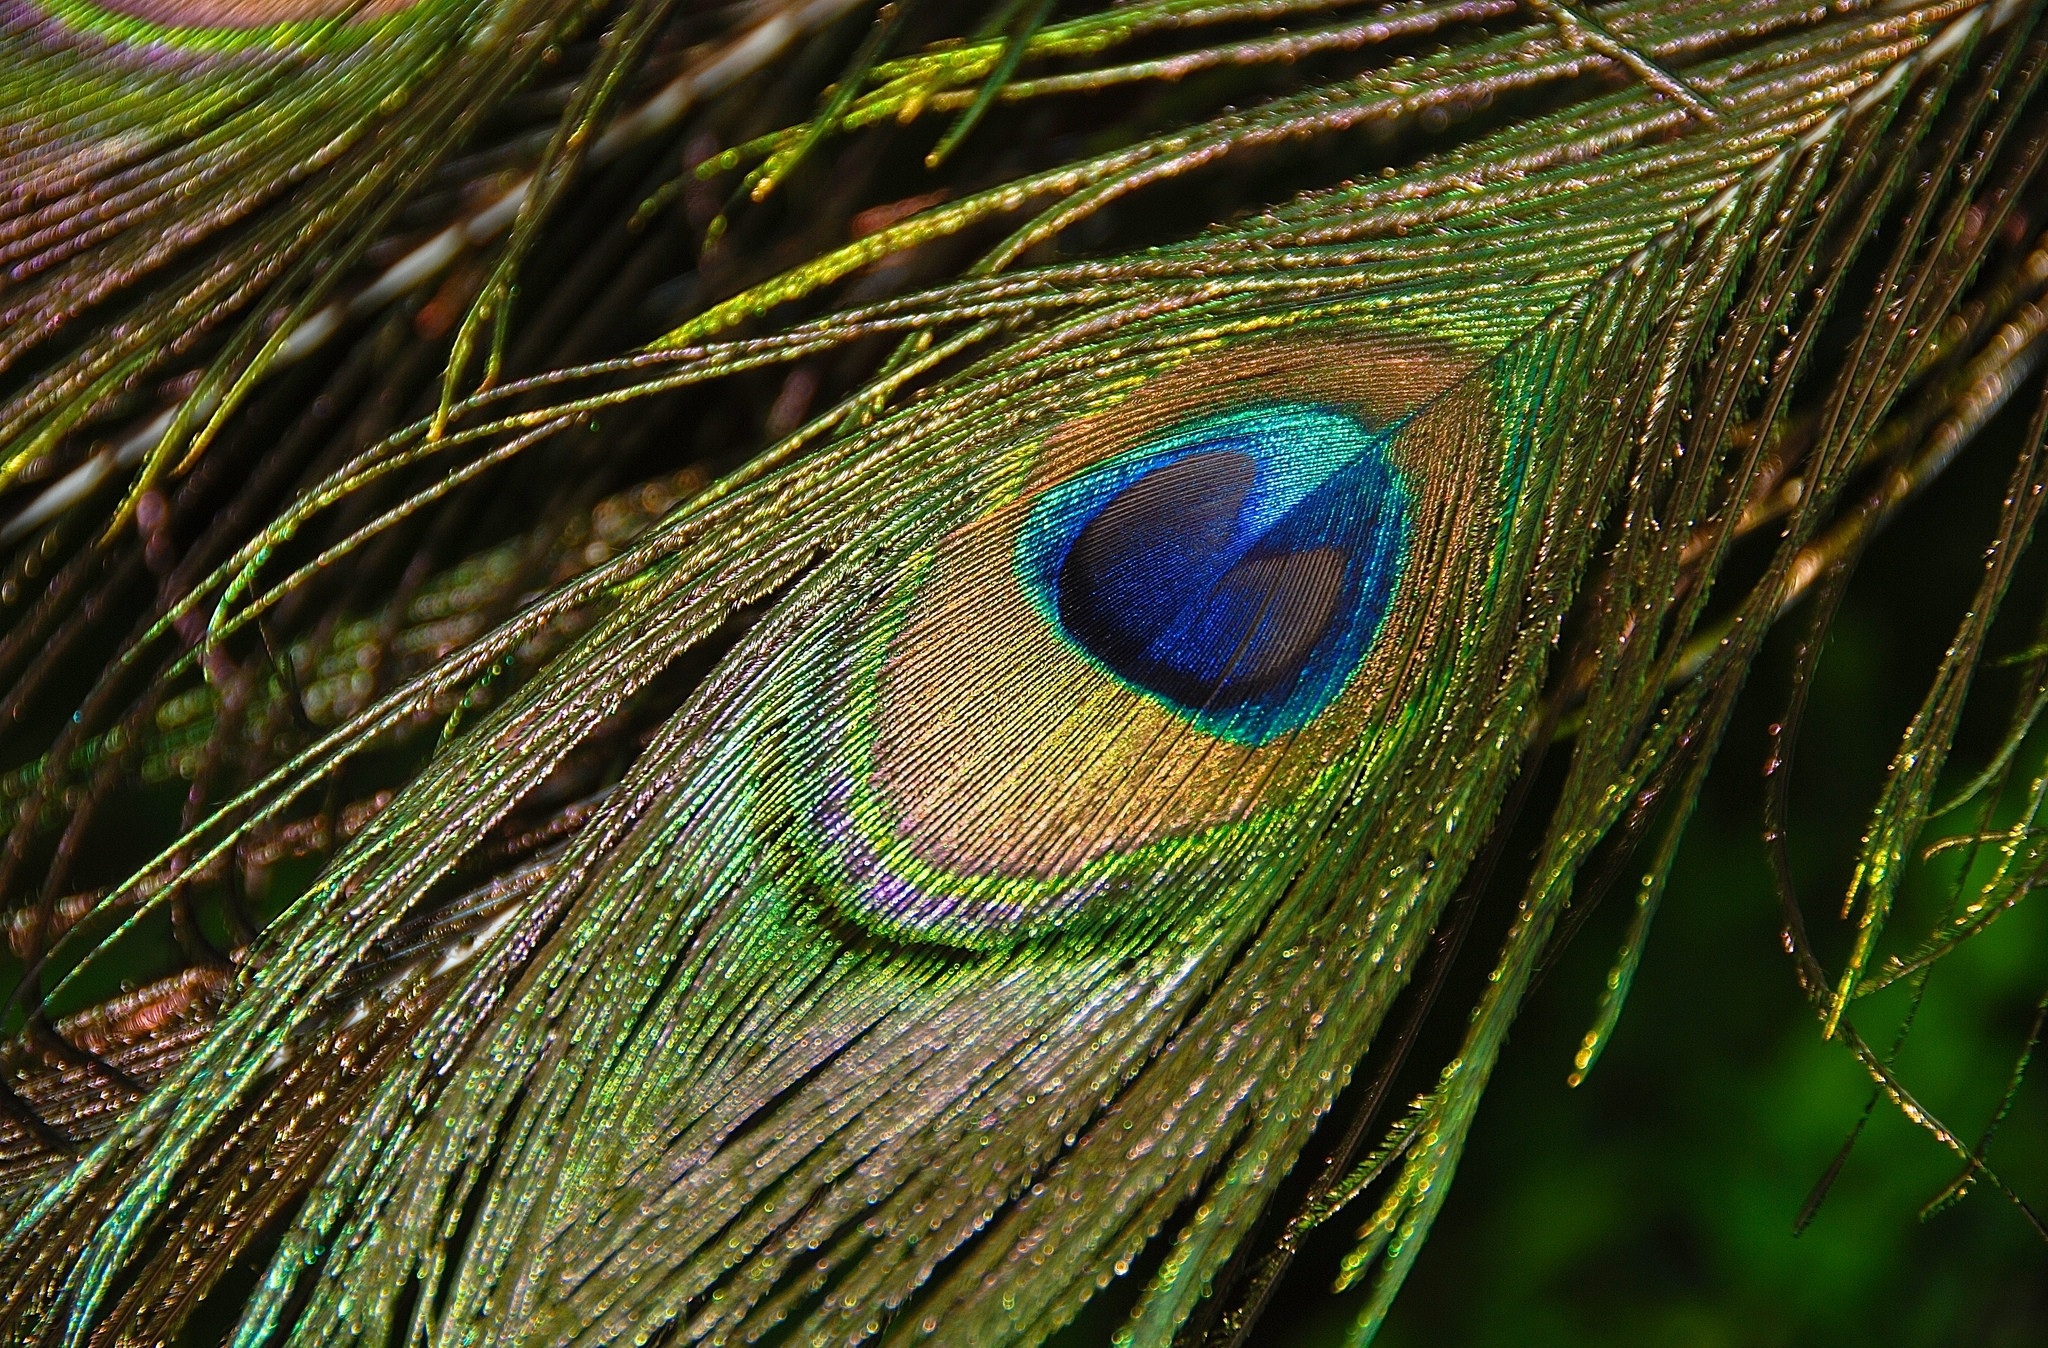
[736, 332, 1531, 949]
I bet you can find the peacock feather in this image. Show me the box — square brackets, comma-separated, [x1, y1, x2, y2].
[0, 0, 2044, 1342]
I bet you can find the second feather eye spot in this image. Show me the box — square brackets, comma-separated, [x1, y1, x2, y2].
[1016, 400, 1413, 746]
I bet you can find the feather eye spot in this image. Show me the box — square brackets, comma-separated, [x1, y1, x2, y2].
[826, 348, 1491, 915]
[1020, 402, 1411, 744]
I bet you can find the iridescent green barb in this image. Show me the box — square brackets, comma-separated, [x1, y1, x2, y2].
[1, 1, 2045, 1345]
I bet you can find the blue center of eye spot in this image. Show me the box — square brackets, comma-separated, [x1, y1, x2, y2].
[1016, 401, 1413, 745]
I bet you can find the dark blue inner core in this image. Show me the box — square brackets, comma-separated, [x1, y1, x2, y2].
[1017, 402, 1412, 744]
[1056, 451, 1348, 708]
